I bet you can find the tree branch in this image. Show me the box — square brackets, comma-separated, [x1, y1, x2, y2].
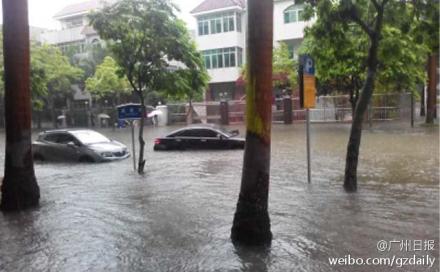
[350, 11, 373, 37]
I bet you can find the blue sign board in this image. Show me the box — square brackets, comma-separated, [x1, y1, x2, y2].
[117, 103, 143, 120]
[299, 55, 315, 75]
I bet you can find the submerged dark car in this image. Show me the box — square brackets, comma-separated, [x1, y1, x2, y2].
[154, 126, 245, 151]
[33, 129, 130, 162]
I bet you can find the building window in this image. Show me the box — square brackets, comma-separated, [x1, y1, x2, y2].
[284, 5, 304, 24]
[237, 48, 243, 67]
[198, 20, 209, 36]
[236, 13, 242, 32]
[65, 17, 84, 28]
[197, 12, 240, 36]
[202, 47, 243, 70]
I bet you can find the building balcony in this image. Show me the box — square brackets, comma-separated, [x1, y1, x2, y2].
[40, 26, 85, 45]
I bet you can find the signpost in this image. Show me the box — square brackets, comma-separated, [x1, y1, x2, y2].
[299, 55, 316, 184]
[117, 103, 143, 170]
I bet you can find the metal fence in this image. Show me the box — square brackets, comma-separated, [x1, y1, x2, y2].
[167, 93, 416, 125]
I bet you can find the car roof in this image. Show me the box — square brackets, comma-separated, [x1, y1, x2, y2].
[39, 129, 97, 135]
[166, 126, 227, 137]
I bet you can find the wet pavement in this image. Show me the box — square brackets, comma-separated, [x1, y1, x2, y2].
[0, 123, 438, 272]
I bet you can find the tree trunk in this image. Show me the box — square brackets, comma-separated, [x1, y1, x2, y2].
[426, 54, 438, 124]
[420, 85, 425, 116]
[231, 0, 273, 246]
[344, 7, 385, 192]
[186, 98, 193, 125]
[137, 92, 146, 174]
[49, 96, 57, 128]
[1, 0, 40, 211]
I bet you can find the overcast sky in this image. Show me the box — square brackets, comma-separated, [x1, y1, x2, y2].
[0, 0, 203, 30]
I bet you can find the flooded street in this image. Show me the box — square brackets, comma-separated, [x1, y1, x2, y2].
[0, 124, 438, 272]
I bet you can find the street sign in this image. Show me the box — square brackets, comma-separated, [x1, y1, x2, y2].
[116, 103, 144, 171]
[299, 55, 316, 109]
[117, 103, 143, 120]
[298, 55, 316, 184]
[300, 55, 315, 75]
[303, 74, 316, 108]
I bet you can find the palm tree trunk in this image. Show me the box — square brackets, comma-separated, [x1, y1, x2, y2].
[426, 54, 438, 124]
[231, 0, 273, 245]
[1, 0, 40, 211]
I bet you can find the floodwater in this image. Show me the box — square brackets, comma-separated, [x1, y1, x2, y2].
[0, 123, 438, 272]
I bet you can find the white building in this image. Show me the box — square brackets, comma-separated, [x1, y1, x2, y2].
[40, 0, 107, 54]
[191, 0, 313, 101]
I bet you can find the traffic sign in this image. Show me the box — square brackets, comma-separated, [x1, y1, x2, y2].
[303, 74, 316, 108]
[117, 103, 143, 120]
[299, 55, 316, 109]
[300, 55, 315, 75]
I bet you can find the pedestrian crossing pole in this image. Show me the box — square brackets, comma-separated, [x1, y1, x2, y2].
[299, 55, 316, 184]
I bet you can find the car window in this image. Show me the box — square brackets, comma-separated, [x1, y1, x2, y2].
[56, 133, 76, 144]
[177, 129, 198, 137]
[70, 130, 110, 145]
[44, 133, 60, 143]
[200, 129, 218, 138]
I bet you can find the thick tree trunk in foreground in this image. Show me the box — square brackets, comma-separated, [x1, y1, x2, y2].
[231, 0, 273, 245]
[426, 54, 438, 124]
[344, 4, 385, 192]
[1, 0, 40, 211]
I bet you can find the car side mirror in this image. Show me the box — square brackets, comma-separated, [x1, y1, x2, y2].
[67, 141, 77, 148]
[217, 134, 225, 140]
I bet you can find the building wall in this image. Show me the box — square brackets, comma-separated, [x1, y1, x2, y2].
[194, 8, 247, 85]
[273, 0, 313, 42]
[41, 26, 85, 45]
[193, 1, 313, 101]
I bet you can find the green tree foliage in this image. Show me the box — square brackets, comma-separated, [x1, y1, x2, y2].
[69, 43, 109, 80]
[300, 0, 429, 106]
[0, 34, 82, 111]
[89, 0, 208, 174]
[30, 44, 83, 127]
[31, 44, 83, 98]
[241, 42, 298, 90]
[273, 42, 297, 88]
[85, 56, 130, 99]
[161, 41, 209, 104]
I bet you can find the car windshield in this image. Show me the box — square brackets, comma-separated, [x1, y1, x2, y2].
[70, 131, 111, 145]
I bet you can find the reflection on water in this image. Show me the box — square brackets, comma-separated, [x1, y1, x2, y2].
[0, 124, 438, 271]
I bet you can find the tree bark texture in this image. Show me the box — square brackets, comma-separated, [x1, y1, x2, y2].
[231, 0, 273, 246]
[344, 6, 385, 192]
[137, 92, 146, 174]
[426, 54, 438, 124]
[1, 0, 40, 211]
[420, 85, 425, 116]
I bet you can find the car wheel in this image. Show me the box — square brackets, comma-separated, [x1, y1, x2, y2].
[33, 153, 45, 161]
[79, 156, 95, 163]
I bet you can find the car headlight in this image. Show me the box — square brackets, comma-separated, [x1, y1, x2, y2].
[101, 152, 113, 158]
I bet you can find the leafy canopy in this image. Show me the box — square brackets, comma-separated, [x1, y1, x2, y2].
[300, 0, 430, 96]
[31, 44, 83, 95]
[89, 0, 208, 101]
[0, 33, 82, 109]
[85, 56, 130, 99]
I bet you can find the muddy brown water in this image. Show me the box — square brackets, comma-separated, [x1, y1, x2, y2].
[0, 123, 438, 271]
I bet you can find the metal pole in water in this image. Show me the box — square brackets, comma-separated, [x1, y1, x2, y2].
[410, 93, 414, 128]
[131, 121, 136, 170]
[306, 108, 311, 183]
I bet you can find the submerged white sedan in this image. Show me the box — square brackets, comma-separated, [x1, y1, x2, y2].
[32, 129, 129, 162]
